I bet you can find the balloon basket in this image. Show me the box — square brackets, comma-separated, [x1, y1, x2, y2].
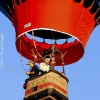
[24, 70, 69, 100]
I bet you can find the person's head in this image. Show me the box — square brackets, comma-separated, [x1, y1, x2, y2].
[26, 60, 35, 67]
[42, 49, 50, 57]
[44, 56, 51, 64]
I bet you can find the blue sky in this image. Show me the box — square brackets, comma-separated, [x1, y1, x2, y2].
[0, 12, 100, 100]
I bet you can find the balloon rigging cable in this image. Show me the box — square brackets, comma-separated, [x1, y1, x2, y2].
[20, 37, 27, 72]
[0, 65, 27, 77]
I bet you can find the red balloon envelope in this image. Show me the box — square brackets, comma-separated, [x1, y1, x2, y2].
[7, 0, 100, 66]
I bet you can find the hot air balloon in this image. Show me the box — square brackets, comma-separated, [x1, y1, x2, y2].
[0, 0, 100, 100]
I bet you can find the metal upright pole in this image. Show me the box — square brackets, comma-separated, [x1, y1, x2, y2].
[61, 54, 65, 75]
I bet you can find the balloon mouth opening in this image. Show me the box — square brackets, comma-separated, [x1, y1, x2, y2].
[17, 28, 79, 44]
[27, 29, 71, 40]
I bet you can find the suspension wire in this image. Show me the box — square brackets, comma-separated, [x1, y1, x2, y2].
[32, 31, 42, 58]
[62, 38, 73, 75]
[74, 38, 78, 85]
[61, 39, 77, 74]
[65, 38, 68, 43]
[21, 35, 37, 58]
[21, 38, 34, 56]
[66, 65, 69, 76]
[62, 39, 76, 57]
[55, 49, 65, 74]
[21, 35, 43, 62]
[74, 63, 77, 85]
[20, 36, 41, 70]
[61, 55, 65, 75]
[20, 54, 27, 72]
[1, 65, 27, 77]
[23, 34, 37, 62]
[20, 37, 27, 72]
[57, 38, 69, 74]
[63, 39, 77, 75]
[66, 39, 77, 52]
[64, 39, 77, 83]
[43, 38, 45, 43]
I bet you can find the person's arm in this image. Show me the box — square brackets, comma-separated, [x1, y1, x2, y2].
[29, 71, 34, 74]
[26, 67, 35, 75]
[26, 71, 34, 75]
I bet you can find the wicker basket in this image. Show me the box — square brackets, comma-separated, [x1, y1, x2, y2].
[24, 70, 69, 100]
